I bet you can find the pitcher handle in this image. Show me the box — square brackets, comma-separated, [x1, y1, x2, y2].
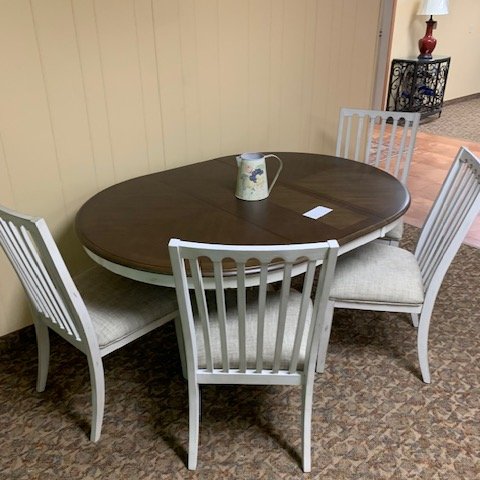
[265, 154, 283, 194]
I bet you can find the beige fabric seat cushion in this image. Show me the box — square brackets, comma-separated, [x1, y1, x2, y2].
[75, 266, 178, 349]
[195, 289, 313, 370]
[330, 242, 424, 306]
[382, 219, 404, 242]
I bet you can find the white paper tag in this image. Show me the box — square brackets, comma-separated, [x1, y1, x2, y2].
[303, 205, 333, 220]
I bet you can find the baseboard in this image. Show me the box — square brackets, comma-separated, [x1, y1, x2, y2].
[444, 93, 480, 106]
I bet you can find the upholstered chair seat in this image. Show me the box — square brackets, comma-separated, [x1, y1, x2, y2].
[330, 242, 424, 306]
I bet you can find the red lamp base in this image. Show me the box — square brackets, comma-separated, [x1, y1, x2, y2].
[418, 16, 437, 60]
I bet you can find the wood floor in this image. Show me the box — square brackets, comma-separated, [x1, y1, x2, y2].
[404, 130, 480, 248]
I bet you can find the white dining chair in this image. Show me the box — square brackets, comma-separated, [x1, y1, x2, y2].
[336, 108, 420, 245]
[316, 147, 480, 383]
[0, 205, 179, 441]
[168, 238, 339, 472]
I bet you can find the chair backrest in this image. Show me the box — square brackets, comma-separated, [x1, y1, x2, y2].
[168, 239, 338, 383]
[415, 147, 480, 300]
[0, 205, 97, 351]
[336, 108, 420, 184]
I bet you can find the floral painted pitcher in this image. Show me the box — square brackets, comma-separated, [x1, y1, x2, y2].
[235, 152, 283, 201]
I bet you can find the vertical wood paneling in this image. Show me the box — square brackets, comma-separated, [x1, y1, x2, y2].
[0, 1, 67, 335]
[30, 0, 97, 209]
[194, 0, 221, 160]
[0, 257, 31, 334]
[277, 0, 310, 150]
[350, 0, 382, 107]
[336, 1, 357, 106]
[152, 0, 188, 168]
[322, 0, 350, 151]
[0, 0, 383, 336]
[31, 0, 96, 271]
[247, 0, 273, 152]
[218, 0, 249, 154]
[267, 0, 285, 150]
[134, 0, 166, 172]
[309, 0, 335, 152]
[299, 0, 319, 151]
[0, 0, 64, 217]
[178, 0, 202, 164]
[71, 0, 116, 190]
[0, 133, 30, 334]
[94, 0, 149, 181]
[0, 133, 15, 207]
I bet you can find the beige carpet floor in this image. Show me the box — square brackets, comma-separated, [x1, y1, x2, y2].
[0, 225, 479, 479]
[419, 96, 480, 144]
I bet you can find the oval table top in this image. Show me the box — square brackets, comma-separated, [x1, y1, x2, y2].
[75, 152, 410, 285]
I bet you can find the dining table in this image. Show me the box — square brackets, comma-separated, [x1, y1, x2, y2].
[75, 152, 410, 287]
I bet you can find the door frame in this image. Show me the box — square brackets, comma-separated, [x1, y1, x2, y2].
[372, 0, 397, 110]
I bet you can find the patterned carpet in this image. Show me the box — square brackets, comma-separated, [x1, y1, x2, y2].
[419, 96, 480, 144]
[0, 225, 479, 479]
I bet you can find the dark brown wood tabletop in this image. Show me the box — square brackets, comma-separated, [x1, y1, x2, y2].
[75, 152, 410, 275]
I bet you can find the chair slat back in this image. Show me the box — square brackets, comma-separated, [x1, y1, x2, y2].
[169, 240, 339, 380]
[0, 206, 94, 348]
[415, 147, 480, 294]
[336, 108, 420, 184]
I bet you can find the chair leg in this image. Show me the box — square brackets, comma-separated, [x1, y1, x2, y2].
[374, 237, 400, 247]
[301, 380, 313, 472]
[174, 316, 187, 379]
[34, 321, 50, 392]
[187, 381, 200, 470]
[417, 305, 434, 384]
[316, 301, 335, 373]
[411, 313, 419, 327]
[87, 352, 105, 442]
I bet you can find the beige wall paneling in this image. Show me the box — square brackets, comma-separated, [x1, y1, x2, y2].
[0, 0, 67, 334]
[317, 0, 344, 153]
[177, 0, 203, 165]
[218, 0, 249, 155]
[30, 0, 97, 206]
[276, 0, 316, 152]
[324, 1, 381, 145]
[308, 0, 334, 153]
[134, 0, 167, 172]
[350, 1, 382, 108]
[153, 0, 188, 169]
[30, 0, 100, 271]
[266, 1, 284, 151]
[71, 0, 116, 190]
[0, 1, 65, 218]
[0, 0, 384, 336]
[298, 0, 320, 152]
[0, 132, 31, 333]
[309, 0, 382, 154]
[0, 256, 31, 334]
[246, 0, 271, 153]
[94, 0, 150, 181]
[0, 134, 15, 209]
[194, 0, 221, 161]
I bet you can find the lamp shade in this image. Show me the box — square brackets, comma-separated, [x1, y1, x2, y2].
[418, 0, 449, 15]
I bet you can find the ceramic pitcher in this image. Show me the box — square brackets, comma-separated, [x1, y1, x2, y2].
[235, 152, 283, 201]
